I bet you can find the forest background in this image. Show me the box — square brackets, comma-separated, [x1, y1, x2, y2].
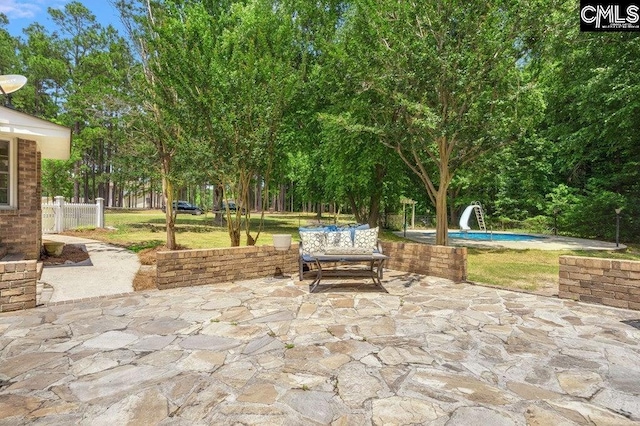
[1, 0, 638, 247]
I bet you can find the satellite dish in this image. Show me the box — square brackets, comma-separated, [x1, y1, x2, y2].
[0, 75, 28, 95]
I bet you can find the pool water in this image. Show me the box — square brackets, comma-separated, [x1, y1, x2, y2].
[447, 232, 545, 242]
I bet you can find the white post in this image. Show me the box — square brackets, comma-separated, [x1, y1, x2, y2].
[96, 198, 105, 228]
[54, 196, 64, 233]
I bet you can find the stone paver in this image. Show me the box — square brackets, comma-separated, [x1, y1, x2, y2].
[1, 272, 639, 424]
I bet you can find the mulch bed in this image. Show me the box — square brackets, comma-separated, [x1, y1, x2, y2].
[42, 245, 90, 266]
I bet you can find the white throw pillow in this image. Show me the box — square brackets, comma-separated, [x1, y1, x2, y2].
[326, 230, 353, 249]
[353, 227, 379, 252]
[300, 231, 326, 255]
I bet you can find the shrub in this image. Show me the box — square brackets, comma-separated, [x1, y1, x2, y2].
[522, 215, 552, 234]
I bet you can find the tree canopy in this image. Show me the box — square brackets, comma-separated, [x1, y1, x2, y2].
[2, 0, 638, 245]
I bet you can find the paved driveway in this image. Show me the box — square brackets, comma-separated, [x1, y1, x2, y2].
[0, 273, 639, 424]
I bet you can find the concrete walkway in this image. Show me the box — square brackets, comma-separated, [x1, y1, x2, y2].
[40, 235, 138, 303]
[0, 272, 638, 424]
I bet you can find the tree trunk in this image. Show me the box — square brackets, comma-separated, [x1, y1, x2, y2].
[367, 163, 385, 228]
[227, 171, 251, 247]
[434, 138, 452, 246]
[435, 187, 448, 246]
[290, 181, 294, 212]
[84, 170, 90, 203]
[162, 157, 176, 250]
[347, 192, 365, 224]
[230, 230, 241, 246]
[280, 185, 286, 212]
[213, 185, 224, 225]
[148, 179, 153, 208]
[368, 193, 381, 228]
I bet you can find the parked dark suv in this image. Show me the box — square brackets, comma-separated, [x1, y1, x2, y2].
[222, 201, 246, 214]
[161, 201, 203, 215]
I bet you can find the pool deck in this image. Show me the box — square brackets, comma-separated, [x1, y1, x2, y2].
[396, 230, 626, 251]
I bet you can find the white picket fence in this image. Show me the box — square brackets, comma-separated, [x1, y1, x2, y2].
[42, 196, 105, 234]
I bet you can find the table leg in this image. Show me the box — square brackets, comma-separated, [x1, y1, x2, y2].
[371, 259, 388, 292]
[378, 258, 385, 280]
[309, 259, 323, 293]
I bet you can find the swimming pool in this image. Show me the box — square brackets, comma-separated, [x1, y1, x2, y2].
[400, 230, 621, 250]
[447, 232, 545, 241]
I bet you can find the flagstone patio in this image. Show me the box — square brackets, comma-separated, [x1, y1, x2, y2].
[0, 271, 639, 424]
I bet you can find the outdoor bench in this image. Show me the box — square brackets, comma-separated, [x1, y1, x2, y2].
[298, 225, 389, 292]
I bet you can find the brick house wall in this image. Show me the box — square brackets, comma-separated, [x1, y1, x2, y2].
[559, 256, 640, 311]
[0, 139, 42, 260]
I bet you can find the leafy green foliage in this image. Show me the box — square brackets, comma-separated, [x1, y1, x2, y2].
[320, 0, 547, 244]
[540, 22, 640, 241]
[0, 14, 18, 75]
[4, 0, 639, 245]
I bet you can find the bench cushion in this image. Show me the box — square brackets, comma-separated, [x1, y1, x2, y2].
[301, 254, 317, 262]
[302, 248, 382, 263]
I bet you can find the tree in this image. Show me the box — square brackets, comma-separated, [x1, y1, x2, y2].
[449, 134, 556, 225]
[541, 27, 640, 240]
[319, 117, 406, 227]
[49, 2, 133, 204]
[331, 0, 545, 245]
[135, 0, 301, 246]
[0, 14, 19, 76]
[13, 23, 66, 117]
[114, 0, 197, 249]
[314, 7, 410, 227]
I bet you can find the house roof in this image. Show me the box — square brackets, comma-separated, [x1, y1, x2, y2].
[0, 106, 71, 160]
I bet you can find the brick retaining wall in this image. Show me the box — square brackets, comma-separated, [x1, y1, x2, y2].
[156, 244, 299, 290]
[380, 242, 467, 282]
[0, 260, 37, 312]
[559, 256, 640, 310]
[157, 241, 467, 290]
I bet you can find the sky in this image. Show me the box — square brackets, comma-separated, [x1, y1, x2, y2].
[1, 0, 124, 38]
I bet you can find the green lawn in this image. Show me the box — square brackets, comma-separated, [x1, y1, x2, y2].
[467, 249, 563, 292]
[467, 247, 640, 292]
[67, 210, 362, 249]
[66, 211, 640, 293]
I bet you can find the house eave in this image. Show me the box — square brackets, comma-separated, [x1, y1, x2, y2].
[0, 106, 72, 160]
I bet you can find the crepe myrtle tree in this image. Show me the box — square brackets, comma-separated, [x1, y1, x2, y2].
[334, 0, 546, 245]
[135, 0, 300, 246]
[115, 0, 193, 249]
